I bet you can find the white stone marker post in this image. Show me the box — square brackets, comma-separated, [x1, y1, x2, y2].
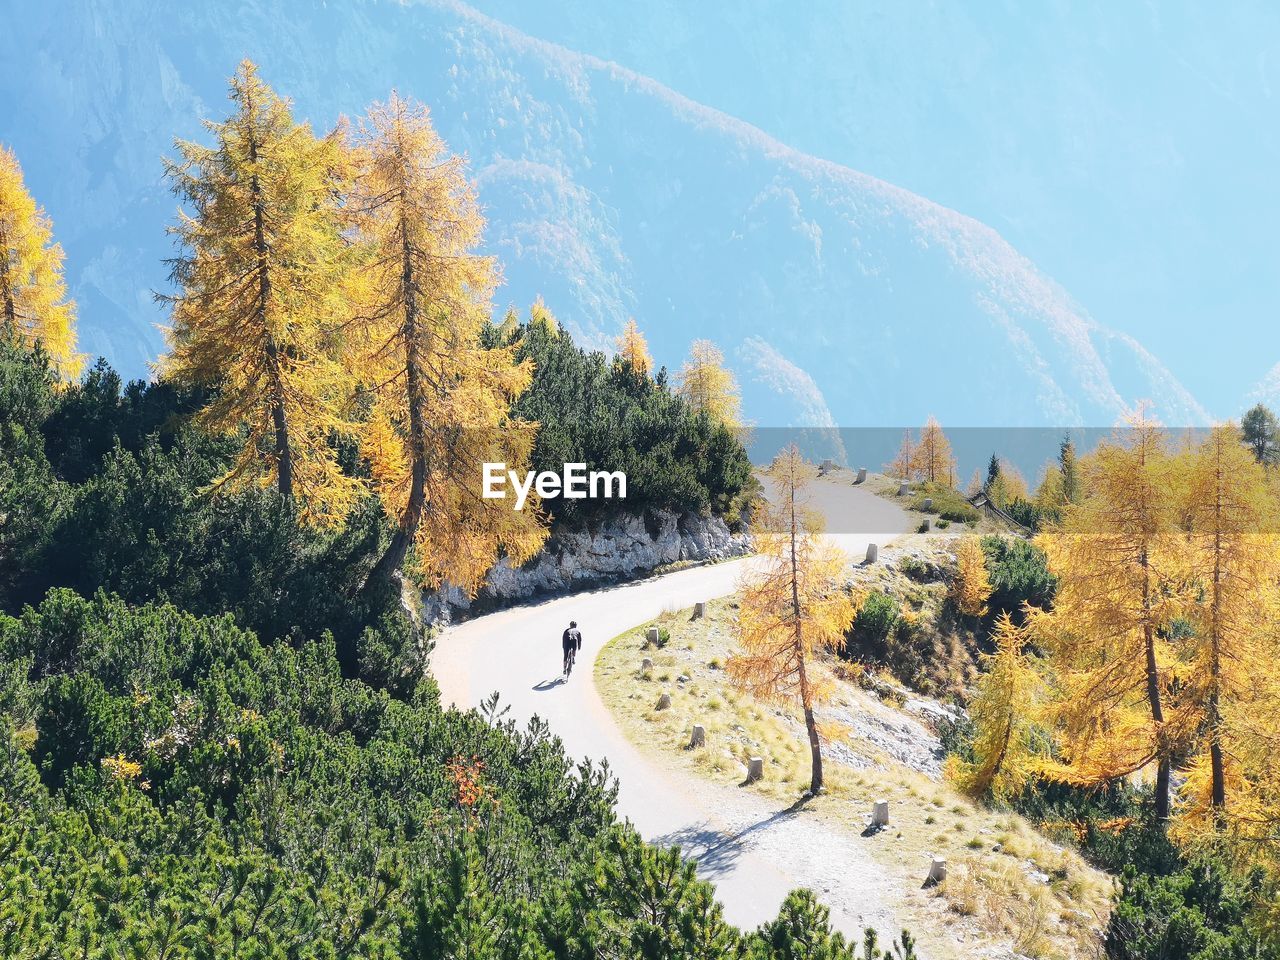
[871, 800, 889, 828]
[926, 858, 947, 886]
[690, 725, 706, 748]
[747, 757, 764, 782]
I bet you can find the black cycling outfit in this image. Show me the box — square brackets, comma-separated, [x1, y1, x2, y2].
[562, 627, 582, 676]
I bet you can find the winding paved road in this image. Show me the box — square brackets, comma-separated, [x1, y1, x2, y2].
[432, 477, 911, 935]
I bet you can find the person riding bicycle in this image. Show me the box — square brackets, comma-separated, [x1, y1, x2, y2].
[562, 620, 583, 677]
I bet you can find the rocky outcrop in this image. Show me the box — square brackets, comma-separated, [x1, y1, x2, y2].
[424, 509, 749, 623]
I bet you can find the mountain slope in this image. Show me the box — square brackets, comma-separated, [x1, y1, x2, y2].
[467, 0, 1280, 416]
[0, 0, 1208, 427]
[1248, 363, 1280, 409]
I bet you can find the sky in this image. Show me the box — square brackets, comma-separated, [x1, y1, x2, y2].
[467, 0, 1280, 417]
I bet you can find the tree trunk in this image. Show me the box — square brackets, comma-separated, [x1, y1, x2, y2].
[264, 335, 293, 500]
[1154, 758, 1171, 822]
[1144, 625, 1171, 821]
[786, 461, 823, 795]
[1141, 627, 1172, 824]
[1141, 551, 1171, 821]
[247, 121, 293, 500]
[979, 716, 1014, 796]
[803, 700, 823, 795]
[795, 622, 822, 793]
[1209, 737, 1226, 812]
[1209, 467, 1227, 818]
[365, 213, 426, 589]
[0, 225, 15, 335]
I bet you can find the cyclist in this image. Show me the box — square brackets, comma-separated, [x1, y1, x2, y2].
[562, 620, 583, 677]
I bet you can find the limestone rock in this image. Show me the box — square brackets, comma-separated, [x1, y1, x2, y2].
[425, 508, 750, 622]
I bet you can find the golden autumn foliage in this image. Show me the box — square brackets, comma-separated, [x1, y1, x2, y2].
[885, 418, 956, 484]
[986, 460, 1029, 510]
[160, 61, 358, 523]
[528, 295, 560, 337]
[913, 416, 956, 485]
[947, 612, 1045, 799]
[495, 306, 520, 344]
[1172, 423, 1280, 843]
[951, 537, 992, 618]
[1033, 462, 1066, 515]
[962, 416, 1280, 882]
[344, 92, 546, 591]
[1194, 666, 1280, 878]
[101, 754, 149, 790]
[0, 144, 81, 377]
[1030, 410, 1187, 819]
[154, 65, 550, 591]
[614, 317, 653, 377]
[728, 445, 858, 794]
[887, 430, 914, 480]
[677, 339, 741, 430]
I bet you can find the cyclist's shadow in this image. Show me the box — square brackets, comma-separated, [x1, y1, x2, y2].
[532, 676, 568, 691]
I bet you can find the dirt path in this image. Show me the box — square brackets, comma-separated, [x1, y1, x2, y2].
[431, 478, 912, 937]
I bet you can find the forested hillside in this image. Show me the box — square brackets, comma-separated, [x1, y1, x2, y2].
[0, 63, 912, 959]
[492, 308, 752, 527]
[5, 584, 918, 956]
[841, 418, 1280, 957]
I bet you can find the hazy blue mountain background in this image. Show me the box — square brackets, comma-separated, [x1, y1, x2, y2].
[468, 1, 1280, 419]
[3, 0, 1254, 431]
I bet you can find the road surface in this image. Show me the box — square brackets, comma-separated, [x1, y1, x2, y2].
[432, 476, 911, 935]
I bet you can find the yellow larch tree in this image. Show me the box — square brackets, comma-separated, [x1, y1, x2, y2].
[677, 339, 741, 430]
[987, 460, 1029, 509]
[965, 467, 986, 498]
[887, 429, 915, 481]
[728, 444, 858, 794]
[951, 536, 992, 619]
[1173, 422, 1280, 839]
[1031, 410, 1189, 821]
[911, 416, 956, 485]
[345, 92, 547, 591]
[494, 306, 520, 344]
[159, 61, 357, 523]
[1206, 664, 1280, 878]
[528, 295, 560, 337]
[614, 317, 653, 377]
[947, 612, 1046, 799]
[1033, 461, 1067, 517]
[0, 145, 81, 377]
